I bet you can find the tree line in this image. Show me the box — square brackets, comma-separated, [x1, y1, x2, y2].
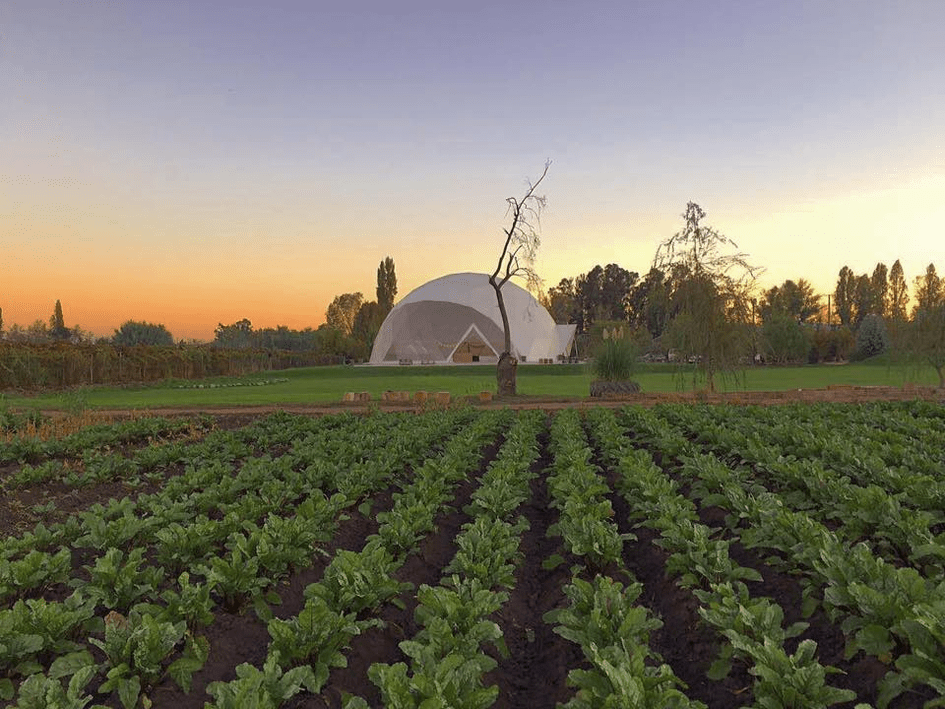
[211, 256, 398, 362]
[0, 300, 175, 348]
[0, 257, 399, 364]
[2, 203, 942, 390]
[538, 205, 943, 388]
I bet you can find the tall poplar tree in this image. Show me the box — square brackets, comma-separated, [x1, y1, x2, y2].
[909, 263, 944, 388]
[376, 257, 397, 315]
[49, 300, 70, 340]
[913, 264, 943, 318]
[888, 260, 909, 321]
[853, 274, 874, 329]
[834, 267, 857, 327]
[870, 263, 888, 318]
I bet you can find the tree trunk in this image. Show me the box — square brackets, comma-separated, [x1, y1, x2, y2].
[490, 276, 517, 396]
[497, 352, 517, 396]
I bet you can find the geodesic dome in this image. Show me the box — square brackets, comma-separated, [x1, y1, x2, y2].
[369, 272, 576, 365]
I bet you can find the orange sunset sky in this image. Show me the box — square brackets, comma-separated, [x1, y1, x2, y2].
[3, 1, 943, 342]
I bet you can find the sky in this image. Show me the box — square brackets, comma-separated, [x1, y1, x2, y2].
[2, 0, 943, 341]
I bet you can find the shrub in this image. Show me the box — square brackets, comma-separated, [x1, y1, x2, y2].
[853, 314, 890, 360]
[808, 327, 854, 363]
[761, 315, 809, 364]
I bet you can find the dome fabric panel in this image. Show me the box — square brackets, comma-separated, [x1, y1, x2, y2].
[374, 301, 504, 362]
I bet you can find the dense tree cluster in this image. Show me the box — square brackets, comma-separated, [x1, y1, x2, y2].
[113, 320, 174, 346]
[543, 264, 640, 335]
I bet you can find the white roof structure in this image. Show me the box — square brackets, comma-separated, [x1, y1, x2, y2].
[369, 272, 577, 365]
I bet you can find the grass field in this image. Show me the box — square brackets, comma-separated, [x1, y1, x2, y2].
[0, 357, 938, 411]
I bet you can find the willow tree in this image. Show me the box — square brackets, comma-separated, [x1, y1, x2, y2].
[910, 264, 944, 387]
[912, 302, 945, 387]
[655, 202, 760, 392]
[489, 162, 550, 396]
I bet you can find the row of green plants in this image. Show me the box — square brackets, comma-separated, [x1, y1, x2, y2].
[544, 409, 701, 707]
[1, 409, 470, 707]
[588, 407, 859, 708]
[203, 410, 510, 708]
[0, 415, 206, 466]
[621, 405, 945, 707]
[658, 404, 945, 575]
[346, 410, 544, 708]
[672, 401, 945, 492]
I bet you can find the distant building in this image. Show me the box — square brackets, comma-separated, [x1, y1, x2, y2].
[369, 272, 576, 365]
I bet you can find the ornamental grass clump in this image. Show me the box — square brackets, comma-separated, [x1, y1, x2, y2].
[592, 338, 638, 381]
[590, 339, 641, 397]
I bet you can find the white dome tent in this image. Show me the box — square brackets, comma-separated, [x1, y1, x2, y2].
[369, 273, 577, 365]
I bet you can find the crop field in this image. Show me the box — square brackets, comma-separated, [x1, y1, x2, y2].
[1, 402, 944, 708]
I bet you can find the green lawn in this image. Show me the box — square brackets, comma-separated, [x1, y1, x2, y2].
[1, 358, 938, 411]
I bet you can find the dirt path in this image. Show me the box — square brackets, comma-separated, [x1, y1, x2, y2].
[27, 384, 945, 420]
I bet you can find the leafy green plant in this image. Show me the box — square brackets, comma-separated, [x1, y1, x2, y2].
[76, 547, 163, 610]
[563, 643, 704, 709]
[0, 594, 96, 676]
[0, 405, 45, 434]
[200, 535, 274, 612]
[10, 664, 106, 709]
[661, 521, 763, 589]
[158, 571, 215, 628]
[410, 580, 507, 656]
[205, 652, 320, 709]
[267, 595, 379, 689]
[695, 581, 808, 680]
[726, 636, 856, 709]
[154, 520, 218, 574]
[74, 512, 153, 551]
[879, 599, 945, 707]
[368, 652, 499, 709]
[545, 576, 661, 655]
[545, 574, 703, 708]
[6, 460, 66, 488]
[444, 517, 526, 590]
[89, 610, 205, 709]
[0, 548, 71, 602]
[307, 543, 411, 613]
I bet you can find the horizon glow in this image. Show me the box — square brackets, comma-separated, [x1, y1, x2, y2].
[3, 0, 943, 340]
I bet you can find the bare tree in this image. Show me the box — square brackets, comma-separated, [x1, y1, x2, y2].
[489, 161, 550, 396]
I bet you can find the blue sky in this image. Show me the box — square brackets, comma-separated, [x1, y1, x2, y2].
[3, 0, 943, 339]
